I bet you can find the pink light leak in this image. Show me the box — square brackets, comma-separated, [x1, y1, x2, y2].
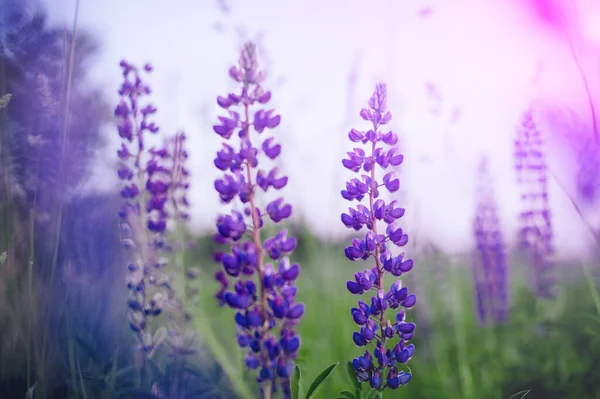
[418, 7, 433, 19]
[517, 0, 600, 45]
[42, 0, 600, 257]
[522, 0, 565, 28]
[507, 0, 600, 147]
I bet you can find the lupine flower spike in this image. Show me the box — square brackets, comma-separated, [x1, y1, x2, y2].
[213, 41, 303, 399]
[472, 157, 509, 325]
[341, 83, 415, 391]
[514, 108, 555, 299]
[115, 60, 170, 356]
[149, 132, 199, 360]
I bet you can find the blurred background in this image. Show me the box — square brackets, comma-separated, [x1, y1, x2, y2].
[1, 0, 600, 398]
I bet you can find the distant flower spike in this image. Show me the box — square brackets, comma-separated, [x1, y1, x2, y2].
[342, 83, 415, 392]
[514, 108, 555, 298]
[115, 60, 170, 355]
[115, 61, 194, 359]
[473, 157, 509, 324]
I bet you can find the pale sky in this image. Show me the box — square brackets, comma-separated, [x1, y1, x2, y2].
[42, 0, 600, 259]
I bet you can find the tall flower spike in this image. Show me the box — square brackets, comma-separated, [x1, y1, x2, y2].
[514, 108, 555, 299]
[116, 60, 171, 356]
[342, 83, 415, 392]
[150, 131, 198, 360]
[473, 157, 509, 325]
[165, 131, 191, 221]
[213, 41, 302, 399]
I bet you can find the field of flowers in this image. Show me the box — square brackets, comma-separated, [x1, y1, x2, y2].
[1, 1, 600, 398]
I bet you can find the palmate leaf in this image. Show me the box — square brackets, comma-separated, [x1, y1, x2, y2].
[305, 362, 339, 399]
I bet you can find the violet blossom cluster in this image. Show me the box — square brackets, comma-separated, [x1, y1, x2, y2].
[148, 132, 200, 359]
[212, 42, 303, 399]
[115, 60, 189, 356]
[514, 109, 555, 299]
[341, 83, 415, 391]
[472, 157, 508, 325]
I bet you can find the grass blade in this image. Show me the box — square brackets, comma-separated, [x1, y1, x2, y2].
[304, 362, 339, 399]
[292, 364, 302, 399]
[508, 390, 531, 399]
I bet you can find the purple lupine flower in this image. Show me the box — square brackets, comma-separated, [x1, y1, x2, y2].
[149, 131, 198, 358]
[514, 108, 555, 299]
[213, 41, 302, 399]
[472, 157, 509, 324]
[161, 132, 191, 221]
[342, 83, 415, 392]
[116, 61, 194, 359]
[115, 60, 169, 355]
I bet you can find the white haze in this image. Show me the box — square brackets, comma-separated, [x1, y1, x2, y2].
[42, 0, 600, 259]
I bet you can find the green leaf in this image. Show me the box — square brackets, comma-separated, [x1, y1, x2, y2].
[508, 390, 531, 399]
[305, 362, 339, 399]
[346, 361, 361, 397]
[337, 390, 357, 399]
[365, 389, 382, 399]
[0, 93, 11, 109]
[292, 364, 302, 399]
[0, 252, 6, 265]
[192, 310, 254, 399]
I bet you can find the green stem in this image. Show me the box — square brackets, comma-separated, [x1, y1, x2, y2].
[49, 0, 79, 294]
[0, 44, 13, 250]
[67, 316, 78, 396]
[558, 3, 599, 143]
[41, 2, 79, 389]
[27, 209, 35, 389]
[450, 265, 473, 399]
[545, 167, 600, 316]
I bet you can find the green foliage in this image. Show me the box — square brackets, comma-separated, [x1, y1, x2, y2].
[291, 365, 301, 399]
[190, 232, 600, 399]
[3, 217, 600, 398]
[508, 390, 531, 399]
[304, 362, 338, 399]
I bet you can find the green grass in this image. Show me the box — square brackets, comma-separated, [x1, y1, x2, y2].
[1, 222, 600, 398]
[190, 234, 600, 399]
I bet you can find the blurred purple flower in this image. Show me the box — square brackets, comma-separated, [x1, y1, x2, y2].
[115, 61, 192, 357]
[473, 157, 509, 325]
[514, 108, 555, 299]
